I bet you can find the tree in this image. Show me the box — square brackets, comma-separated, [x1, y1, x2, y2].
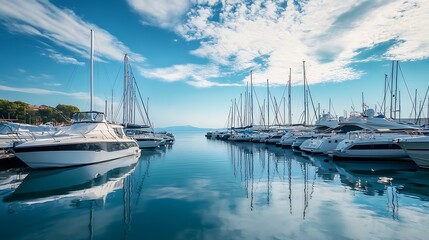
[56, 104, 80, 120]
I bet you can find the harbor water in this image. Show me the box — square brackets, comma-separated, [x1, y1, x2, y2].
[1, 131, 429, 239]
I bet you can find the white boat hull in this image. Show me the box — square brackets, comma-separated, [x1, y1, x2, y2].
[399, 150, 429, 168]
[14, 146, 140, 169]
[136, 139, 162, 149]
[397, 138, 429, 168]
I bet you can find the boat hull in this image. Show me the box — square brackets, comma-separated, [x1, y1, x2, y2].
[13, 141, 140, 169]
[397, 140, 429, 168]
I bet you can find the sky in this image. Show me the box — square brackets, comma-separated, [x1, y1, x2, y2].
[0, 0, 428, 128]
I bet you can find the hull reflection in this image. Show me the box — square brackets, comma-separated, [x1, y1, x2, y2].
[4, 154, 140, 203]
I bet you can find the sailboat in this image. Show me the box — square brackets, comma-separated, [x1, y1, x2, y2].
[120, 54, 164, 149]
[12, 30, 140, 169]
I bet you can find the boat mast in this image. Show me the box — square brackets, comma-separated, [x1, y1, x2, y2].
[415, 89, 418, 121]
[90, 29, 94, 112]
[111, 89, 114, 122]
[394, 60, 399, 119]
[303, 61, 307, 125]
[250, 71, 254, 126]
[123, 54, 129, 125]
[288, 68, 292, 125]
[383, 74, 387, 116]
[267, 79, 270, 130]
[390, 61, 394, 119]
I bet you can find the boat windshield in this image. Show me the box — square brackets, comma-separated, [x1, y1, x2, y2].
[72, 112, 106, 123]
[0, 123, 14, 134]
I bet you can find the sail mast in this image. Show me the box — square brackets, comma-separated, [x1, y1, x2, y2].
[90, 29, 94, 112]
[123, 54, 129, 124]
[250, 71, 254, 126]
[267, 79, 270, 129]
[288, 68, 292, 125]
[303, 61, 307, 125]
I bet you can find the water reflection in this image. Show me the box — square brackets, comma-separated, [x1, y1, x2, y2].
[227, 141, 319, 219]
[399, 169, 429, 201]
[3, 154, 140, 204]
[335, 160, 418, 195]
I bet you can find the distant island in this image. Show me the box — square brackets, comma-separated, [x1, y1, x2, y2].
[155, 125, 222, 133]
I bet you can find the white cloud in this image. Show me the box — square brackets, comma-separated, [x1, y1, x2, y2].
[172, 0, 429, 86]
[138, 64, 241, 87]
[43, 49, 85, 66]
[0, 0, 144, 63]
[127, 0, 193, 28]
[43, 82, 62, 87]
[0, 84, 106, 110]
[126, 0, 218, 28]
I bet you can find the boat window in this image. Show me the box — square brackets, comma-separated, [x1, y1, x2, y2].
[72, 112, 106, 122]
[349, 144, 372, 150]
[113, 127, 124, 138]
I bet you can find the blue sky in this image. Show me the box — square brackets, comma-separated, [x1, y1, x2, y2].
[0, 0, 428, 128]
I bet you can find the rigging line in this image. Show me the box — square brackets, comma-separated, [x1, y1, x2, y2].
[135, 100, 148, 126]
[224, 106, 231, 129]
[306, 80, 318, 122]
[113, 92, 126, 122]
[272, 96, 283, 125]
[253, 87, 266, 126]
[128, 64, 153, 128]
[330, 99, 337, 116]
[416, 83, 429, 123]
[111, 63, 123, 94]
[65, 64, 78, 90]
[398, 63, 415, 118]
[134, 78, 153, 128]
[269, 93, 278, 125]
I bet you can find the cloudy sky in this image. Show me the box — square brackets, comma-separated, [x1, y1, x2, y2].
[0, 0, 428, 127]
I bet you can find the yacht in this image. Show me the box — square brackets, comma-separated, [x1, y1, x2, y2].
[300, 109, 418, 155]
[228, 131, 253, 142]
[124, 124, 164, 149]
[291, 131, 317, 149]
[1, 121, 62, 160]
[330, 131, 413, 160]
[12, 112, 140, 169]
[397, 136, 429, 168]
[265, 132, 284, 144]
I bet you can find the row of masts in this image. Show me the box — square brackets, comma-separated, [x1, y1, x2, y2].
[382, 60, 429, 124]
[227, 61, 317, 129]
[227, 60, 429, 129]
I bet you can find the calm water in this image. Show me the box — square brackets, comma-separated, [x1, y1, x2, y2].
[1, 131, 429, 240]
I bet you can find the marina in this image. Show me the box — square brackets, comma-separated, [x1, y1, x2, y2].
[1, 1, 429, 239]
[1, 131, 429, 239]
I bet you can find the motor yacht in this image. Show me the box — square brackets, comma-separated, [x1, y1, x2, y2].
[12, 112, 140, 169]
[330, 131, 413, 160]
[397, 136, 429, 168]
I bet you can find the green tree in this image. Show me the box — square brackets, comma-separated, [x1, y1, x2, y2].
[55, 104, 80, 120]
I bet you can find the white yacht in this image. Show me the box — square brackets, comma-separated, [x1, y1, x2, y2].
[12, 112, 140, 169]
[228, 132, 253, 142]
[1, 122, 63, 160]
[124, 124, 164, 149]
[397, 136, 429, 168]
[300, 109, 418, 155]
[330, 131, 412, 160]
[265, 132, 284, 144]
[291, 131, 317, 149]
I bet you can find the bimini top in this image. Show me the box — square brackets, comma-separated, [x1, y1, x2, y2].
[72, 111, 106, 124]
